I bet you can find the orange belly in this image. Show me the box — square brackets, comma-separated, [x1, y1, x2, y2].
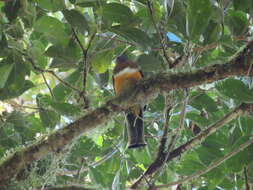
[114, 71, 142, 116]
[114, 71, 142, 95]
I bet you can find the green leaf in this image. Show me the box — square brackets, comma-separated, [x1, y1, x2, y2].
[204, 166, 226, 189]
[216, 78, 253, 102]
[219, 177, 235, 189]
[62, 9, 89, 33]
[233, 0, 253, 13]
[0, 80, 34, 100]
[52, 69, 82, 101]
[45, 40, 82, 68]
[110, 26, 151, 50]
[112, 170, 120, 190]
[100, 3, 135, 25]
[0, 123, 22, 151]
[36, 94, 60, 128]
[226, 10, 248, 36]
[239, 116, 253, 135]
[0, 54, 34, 100]
[50, 102, 81, 116]
[203, 21, 221, 44]
[136, 53, 163, 72]
[91, 49, 114, 73]
[75, 0, 100, 7]
[34, 0, 66, 12]
[187, 0, 212, 41]
[28, 40, 48, 69]
[132, 148, 152, 165]
[177, 152, 204, 175]
[167, 1, 187, 36]
[5, 111, 35, 141]
[0, 33, 8, 56]
[226, 136, 253, 173]
[34, 16, 69, 46]
[189, 92, 218, 112]
[186, 111, 210, 127]
[89, 167, 106, 187]
[0, 63, 13, 89]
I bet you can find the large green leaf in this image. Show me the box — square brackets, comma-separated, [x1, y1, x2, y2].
[187, 0, 212, 41]
[226, 10, 248, 36]
[46, 40, 82, 68]
[28, 40, 48, 69]
[62, 9, 89, 33]
[91, 49, 114, 73]
[216, 78, 253, 102]
[136, 53, 163, 72]
[239, 116, 253, 135]
[203, 20, 221, 44]
[34, 16, 69, 46]
[167, 1, 187, 37]
[0, 63, 13, 89]
[0, 54, 34, 100]
[34, 0, 66, 12]
[100, 3, 135, 25]
[110, 26, 151, 50]
[189, 92, 218, 113]
[176, 152, 205, 175]
[186, 111, 210, 127]
[0, 80, 34, 100]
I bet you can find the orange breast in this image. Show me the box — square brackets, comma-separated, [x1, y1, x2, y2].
[114, 71, 142, 95]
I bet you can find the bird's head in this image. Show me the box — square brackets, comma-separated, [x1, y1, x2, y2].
[116, 55, 128, 64]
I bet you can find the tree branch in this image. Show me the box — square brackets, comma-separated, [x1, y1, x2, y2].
[42, 186, 96, 190]
[244, 167, 251, 190]
[41, 73, 54, 99]
[72, 28, 96, 108]
[131, 103, 252, 189]
[1, 41, 253, 187]
[151, 136, 253, 189]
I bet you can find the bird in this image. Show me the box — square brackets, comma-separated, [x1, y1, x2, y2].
[112, 55, 146, 149]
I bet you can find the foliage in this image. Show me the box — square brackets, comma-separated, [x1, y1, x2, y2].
[0, 0, 253, 190]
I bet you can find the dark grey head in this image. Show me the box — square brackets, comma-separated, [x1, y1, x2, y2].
[116, 55, 128, 64]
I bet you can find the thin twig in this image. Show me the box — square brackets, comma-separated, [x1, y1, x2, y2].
[147, 0, 173, 67]
[244, 167, 251, 190]
[151, 136, 253, 189]
[89, 142, 121, 168]
[147, 95, 173, 185]
[26, 56, 81, 94]
[41, 73, 54, 99]
[149, 91, 189, 186]
[72, 29, 96, 108]
[167, 90, 189, 153]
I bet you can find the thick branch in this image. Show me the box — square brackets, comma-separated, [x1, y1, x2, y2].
[1, 41, 253, 186]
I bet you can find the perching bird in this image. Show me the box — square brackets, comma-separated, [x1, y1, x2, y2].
[112, 55, 146, 149]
